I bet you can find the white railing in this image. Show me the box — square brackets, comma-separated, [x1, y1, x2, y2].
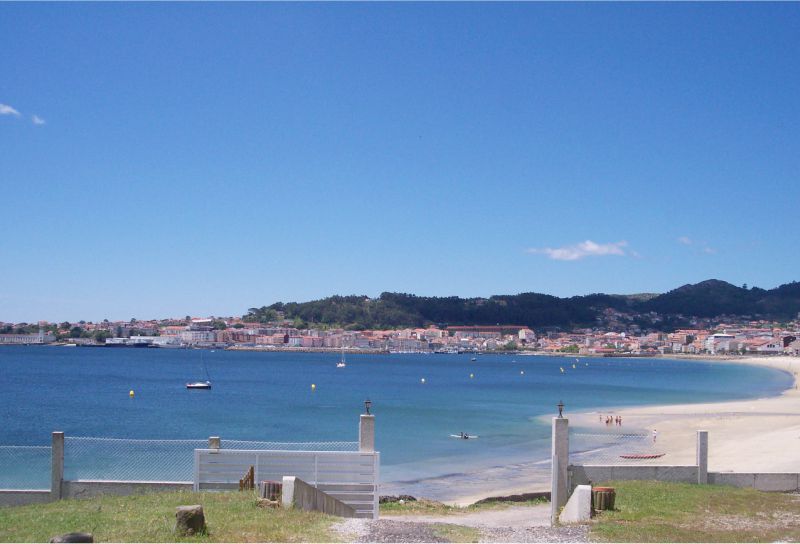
[194, 448, 380, 519]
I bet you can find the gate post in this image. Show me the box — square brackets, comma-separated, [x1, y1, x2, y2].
[359, 414, 375, 452]
[551, 414, 569, 525]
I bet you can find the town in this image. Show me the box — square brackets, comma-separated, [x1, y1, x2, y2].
[2, 310, 799, 356]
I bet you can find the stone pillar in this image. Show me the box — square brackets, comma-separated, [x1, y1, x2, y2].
[696, 430, 708, 484]
[51, 431, 64, 500]
[550, 417, 569, 525]
[208, 436, 220, 451]
[359, 415, 375, 452]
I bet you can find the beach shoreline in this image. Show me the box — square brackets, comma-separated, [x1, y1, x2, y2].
[440, 355, 800, 506]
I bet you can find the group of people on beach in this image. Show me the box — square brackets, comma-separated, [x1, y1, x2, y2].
[600, 414, 623, 426]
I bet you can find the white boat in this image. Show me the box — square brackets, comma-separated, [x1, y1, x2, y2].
[336, 348, 346, 368]
[450, 433, 479, 440]
[187, 352, 212, 389]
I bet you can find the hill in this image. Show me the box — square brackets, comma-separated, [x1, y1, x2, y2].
[244, 280, 800, 330]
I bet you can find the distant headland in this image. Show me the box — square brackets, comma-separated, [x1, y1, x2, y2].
[1, 279, 799, 357]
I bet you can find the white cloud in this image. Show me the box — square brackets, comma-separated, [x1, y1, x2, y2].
[527, 240, 629, 261]
[31, 114, 45, 125]
[0, 103, 21, 116]
[677, 236, 718, 255]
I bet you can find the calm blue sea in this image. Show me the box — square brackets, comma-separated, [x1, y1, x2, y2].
[0, 346, 791, 498]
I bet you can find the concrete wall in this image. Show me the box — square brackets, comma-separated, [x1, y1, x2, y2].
[570, 465, 698, 486]
[570, 465, 800, 493]
[282, 476, 357, 518]
[62, 480, 193, 500]
[0, 490, 52, 507]
[709, 472, 800, 492]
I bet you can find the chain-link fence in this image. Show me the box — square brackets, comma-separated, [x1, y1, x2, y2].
[570, 432, 661, 465]
[64, 437, 207, 482]
[0, 446, 51, 489]
[569, 431, 699, 484]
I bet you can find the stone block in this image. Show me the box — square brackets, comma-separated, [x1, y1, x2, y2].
[558, 485, 592, 524]
[175, 505, 206, 536]
[754, 473, 799, 492]
[709, 472, 755, 488]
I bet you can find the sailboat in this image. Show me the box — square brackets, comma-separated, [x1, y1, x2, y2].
[186, 351, 212, 389]
[336, 347, 347, 368]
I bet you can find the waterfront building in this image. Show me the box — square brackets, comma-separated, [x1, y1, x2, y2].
[0, 331, 55, 344]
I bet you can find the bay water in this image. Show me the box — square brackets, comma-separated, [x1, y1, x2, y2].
[0, 346, 791, 499]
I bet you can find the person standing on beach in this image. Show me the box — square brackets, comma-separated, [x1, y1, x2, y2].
[653, 429, 658, 443]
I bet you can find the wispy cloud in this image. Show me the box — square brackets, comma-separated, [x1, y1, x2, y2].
[0, 103, 21, 117]
[677, 235, 717, 255]
[31, 114, 45, 125]
[527, 240, 629, 261]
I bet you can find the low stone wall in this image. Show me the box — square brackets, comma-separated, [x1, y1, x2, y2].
[709, 472, 800, 492]
[570, 465, 800, 493]
[62, 480, 193, 499]
[0, 489, 52, 507]
[282, 476, 357, 518]
[570, 465, 698, 486]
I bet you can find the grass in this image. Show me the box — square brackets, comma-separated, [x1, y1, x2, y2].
[380, 497, 547, 516]
[430, 523, 481, 542]
[0, 491, 339, 543]
[590, 480, 800, 542]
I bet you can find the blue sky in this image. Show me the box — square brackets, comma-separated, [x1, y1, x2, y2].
[1, 3, 799, 322]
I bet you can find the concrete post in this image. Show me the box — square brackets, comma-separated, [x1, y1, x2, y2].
[359, 415, 375, 452]
[51, 431, 64, 500]
[550, 417, 569, 525]
[696, 430, 708, 484]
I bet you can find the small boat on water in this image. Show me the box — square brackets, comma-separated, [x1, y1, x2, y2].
[336, 347, 347, 368]
[450, 433, 479, 440]
[187, 352, 212, 389]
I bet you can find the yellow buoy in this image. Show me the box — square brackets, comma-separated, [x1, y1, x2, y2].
[129, 390, 135, 398]
[311, 383, 316, 391]
[420, 378, 426, 384]
[469, 373, 474, 379]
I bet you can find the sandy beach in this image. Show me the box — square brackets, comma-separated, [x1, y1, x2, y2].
[445, 356, 800, 506]
[573, 355, 800, 472]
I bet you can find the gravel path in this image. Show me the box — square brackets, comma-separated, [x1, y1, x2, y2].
[332, 505, 590, 543]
